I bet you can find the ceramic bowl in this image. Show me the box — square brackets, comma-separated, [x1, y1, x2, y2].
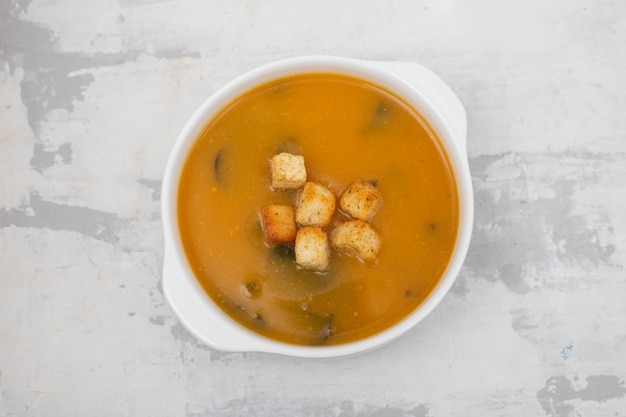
[161, 56, 473, 358]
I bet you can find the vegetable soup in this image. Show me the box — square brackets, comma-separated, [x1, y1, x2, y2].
[178, 73, 459, 346]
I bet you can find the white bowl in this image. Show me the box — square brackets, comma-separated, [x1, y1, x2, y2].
[161, 56, 473, 358]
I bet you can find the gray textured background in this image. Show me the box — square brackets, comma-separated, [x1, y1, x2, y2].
[1, 0, 625, 416]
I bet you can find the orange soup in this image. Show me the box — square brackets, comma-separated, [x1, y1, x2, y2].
[178, 73, 459, 345]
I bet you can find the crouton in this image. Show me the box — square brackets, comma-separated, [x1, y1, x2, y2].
[295, 182, 336, 228]
[339, 181, 383, 222]
[270, 152, 307, 190]
[330, 220, 381, 262]
[261, 205, 296, 245]
[295, 227, 330, 271]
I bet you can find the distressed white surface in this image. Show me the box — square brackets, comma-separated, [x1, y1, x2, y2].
[1, 0, 625, 416]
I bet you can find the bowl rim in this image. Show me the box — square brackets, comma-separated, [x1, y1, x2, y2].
[161, 55, 474, 358]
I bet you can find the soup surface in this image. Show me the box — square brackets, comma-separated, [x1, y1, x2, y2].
[178, 73, 458, 345]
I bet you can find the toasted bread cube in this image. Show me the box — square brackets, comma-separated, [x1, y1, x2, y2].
[296, 182, 336, 227]
[330, 220, 381, 262]
[270, 153, 307, 190]
[261, 205, 296, 245]
[295, 227, 330, 271]
[339, 181, 383, 222]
